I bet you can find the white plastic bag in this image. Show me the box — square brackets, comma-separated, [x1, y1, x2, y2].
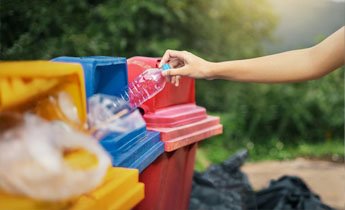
[88, 94, 146, 139]
[0, 113, 111, 201]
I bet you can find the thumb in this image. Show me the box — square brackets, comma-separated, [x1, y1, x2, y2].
[162, 66, 188, 77]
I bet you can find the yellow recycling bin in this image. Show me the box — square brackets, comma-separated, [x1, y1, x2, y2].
[0, 61, 87, 128]
[0, 148, 145, 210]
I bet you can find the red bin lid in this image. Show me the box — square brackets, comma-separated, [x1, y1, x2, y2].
[148, 115, 223, 152]
[143, 104, 207, 128]
[145, 104, 223, 152]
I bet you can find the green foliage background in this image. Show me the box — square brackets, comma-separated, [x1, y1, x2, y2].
[0, 0, 276, 60]
[1, 0, 343, 161]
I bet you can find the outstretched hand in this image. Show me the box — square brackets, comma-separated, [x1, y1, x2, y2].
[159, 50, 212, 86]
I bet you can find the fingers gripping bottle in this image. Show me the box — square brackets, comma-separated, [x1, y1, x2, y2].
[118, 63, 171, 110]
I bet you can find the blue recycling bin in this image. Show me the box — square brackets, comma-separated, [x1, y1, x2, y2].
[52, 56, 127, 98]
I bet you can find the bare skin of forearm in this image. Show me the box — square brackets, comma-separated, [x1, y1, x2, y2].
[210, 27, 344, 83]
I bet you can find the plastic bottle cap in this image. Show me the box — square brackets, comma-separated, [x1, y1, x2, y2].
[161, 64, 171, 71]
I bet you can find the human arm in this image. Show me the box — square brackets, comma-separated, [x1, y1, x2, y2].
[160, 27, 344, 85]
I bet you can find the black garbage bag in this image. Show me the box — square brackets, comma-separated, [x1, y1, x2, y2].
[189, 149, 256, 210]
[190, 149, 335, 210]
[247, 176, 335, 210]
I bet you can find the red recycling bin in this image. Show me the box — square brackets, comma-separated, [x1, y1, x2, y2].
[128, 57, 223, 210]
[137, 104, 222, 210]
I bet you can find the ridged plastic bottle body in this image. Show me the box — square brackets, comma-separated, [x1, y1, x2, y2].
[120, 68, 166, 109]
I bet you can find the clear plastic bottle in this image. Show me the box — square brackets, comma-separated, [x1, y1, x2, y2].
[120, 63, 171, 109]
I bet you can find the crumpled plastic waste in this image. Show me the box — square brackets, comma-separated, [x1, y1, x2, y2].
[0, 112, 111, 201]
[88, 94, 146, 140]
[33, 91, 83, 129]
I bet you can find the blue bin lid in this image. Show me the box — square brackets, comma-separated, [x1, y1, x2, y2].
[100, 126, 147, 152]
[52, 56, 128, 99]
[52, 56, 126, 65]
[109, 131, 163, 173]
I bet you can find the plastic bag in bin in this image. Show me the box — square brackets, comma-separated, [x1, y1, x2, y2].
[88, 94, 146, 140]
[0, 113, 111, 201]
[34, 91, 81, 127]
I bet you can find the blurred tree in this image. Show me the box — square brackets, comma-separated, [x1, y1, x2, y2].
[0, 0, 276, 60]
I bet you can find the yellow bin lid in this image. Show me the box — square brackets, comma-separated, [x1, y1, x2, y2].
[0, 167, 144, 210]
[0, 61, 87, 127]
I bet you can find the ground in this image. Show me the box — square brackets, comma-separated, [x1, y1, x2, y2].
[242, 158, 345, 210]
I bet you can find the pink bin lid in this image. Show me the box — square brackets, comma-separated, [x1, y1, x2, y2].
[143, 104, 207, 128]
[145, 104, 223, 152]
[148, 116, 223, 152]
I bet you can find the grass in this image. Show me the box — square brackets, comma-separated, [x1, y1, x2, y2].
[194, 111, 344, 171]
[195, 137, 344, 172]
